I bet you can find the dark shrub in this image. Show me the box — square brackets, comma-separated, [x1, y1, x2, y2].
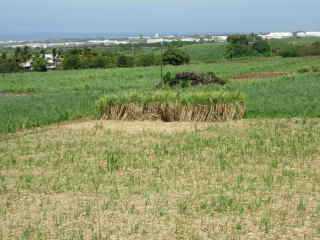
[311, 66, 320, 72]
[279, 46, 299, 58]
[80, 55, 108, 69]
[135, 54, 160, 67]
[117, 55, 135, 68]
[163, 72, 173, 85]
[63, 54, 81, 70]
[254, 40, 272, 56]
[32, 56, 47, 72]
[0, 58, 20, 73]
[297, 67, 311, 73]
[226, 34, 271, 58]
[163, 48, 190, 65]
[298, 42, 320, 56]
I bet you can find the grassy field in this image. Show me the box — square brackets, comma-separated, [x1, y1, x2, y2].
[270, 37, 320, 50]
[180, 43, 227, 63]
[1, 119, 320, 239]
[1, 56, 320, 133]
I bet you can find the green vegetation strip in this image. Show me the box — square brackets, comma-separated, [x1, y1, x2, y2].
[98, 91, 245, 122]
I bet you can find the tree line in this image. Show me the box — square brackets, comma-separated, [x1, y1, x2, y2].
[1, 35, 320, 73]
[226, 34, 320, 59]
[225, 34, 272, 58]
[63, 47, 190, 70]
[0, 46, 190, 73]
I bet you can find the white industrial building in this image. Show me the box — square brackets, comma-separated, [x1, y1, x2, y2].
[260, 32, 293, 39]
[296, 32, 320, 37]
[212, 36, 228, 42]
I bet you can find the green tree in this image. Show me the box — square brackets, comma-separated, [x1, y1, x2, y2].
[22, 46, 31, 61]
[135, 53, 159, 67]
[52, 48, 57, 64]
[40, 49, 46, 58]
[81, 54, 107, 69]
[1, 52, 6, 60]
[14, 47, 22, 63]
[0, 58, 19, 73]
[92, 55, 107, 68]
[162, 48, 190, 65]
[226, 34, 271, 58]
[103, 55, 117, 68]
[32, 56, 47, 72]
[117, 55, 135, 68]
[63, 52, 81, 70]
[253, 40, 272, 56]
[279, 46, 299, 58]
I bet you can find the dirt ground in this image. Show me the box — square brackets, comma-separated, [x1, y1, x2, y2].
[59, 120, 218, 134]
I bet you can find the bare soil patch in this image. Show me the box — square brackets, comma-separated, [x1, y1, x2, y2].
[59, 120, 217, 134]
[233, 72, 287, 80]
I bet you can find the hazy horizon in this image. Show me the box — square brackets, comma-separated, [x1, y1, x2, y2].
[1, 0, 320, 40]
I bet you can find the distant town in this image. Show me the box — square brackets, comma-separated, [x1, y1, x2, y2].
[1, 31, 320, 49]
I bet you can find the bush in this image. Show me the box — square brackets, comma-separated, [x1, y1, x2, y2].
[0, 58, 20, 73]
[32, 56, 47, 72]
[297, 67, 311, 73]
[63, 54, 81, 70]
[1, 52, 7, 60]
[117, 55, 135, 68]
[135, 54, 160, 67]
[297, 42, 320, 56]
[254, 40, 272, 56]
[279, 46, 299, 58]
[226, 34, 271, 58]
[279, 42, 320, 58]
[298, 66, 320, 73]
[311, 66, 320, 72]
[163, 48, 190, 65]
[80, 55, 108, 69]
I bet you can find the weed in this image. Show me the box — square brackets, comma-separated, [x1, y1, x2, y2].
[260, 215, 271, 234]
[297, 198, 307, 213]
[106, 152, 121, 172]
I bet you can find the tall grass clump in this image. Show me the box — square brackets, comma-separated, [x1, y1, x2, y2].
[97, 90, 245, 122]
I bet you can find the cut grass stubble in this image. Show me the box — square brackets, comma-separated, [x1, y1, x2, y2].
[98, 91, 246, 122]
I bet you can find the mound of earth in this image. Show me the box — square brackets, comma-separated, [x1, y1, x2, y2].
[163, 71, 226, 87]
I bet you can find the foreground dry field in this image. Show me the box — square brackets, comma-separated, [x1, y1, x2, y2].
[1, 119, 320, 239]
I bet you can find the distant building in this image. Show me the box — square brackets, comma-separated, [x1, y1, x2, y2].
[181, 38, 201, 43]
[20, 53, 60, 71]
[296, 32, 320, 37]
[260, 32, 293, 39]
[44, 53, 57, 70]
[212, 36, 228, 42]
[146, 38, 175, 44]
[20, 60, 32, 70]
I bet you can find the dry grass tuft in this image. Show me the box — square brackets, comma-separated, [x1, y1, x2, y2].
[98, 91, 245, 122]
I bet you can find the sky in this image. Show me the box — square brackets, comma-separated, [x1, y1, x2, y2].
[1, 0, 320, 39]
